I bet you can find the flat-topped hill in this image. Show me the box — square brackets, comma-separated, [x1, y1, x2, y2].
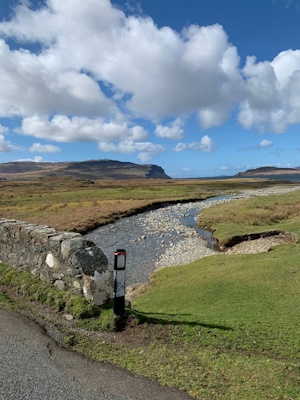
[236, 166, 300, 177]
[0, 159, 171, 180]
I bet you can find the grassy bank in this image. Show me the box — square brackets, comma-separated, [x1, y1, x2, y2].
[198, 189, 300, 245]
[0, 177, 291, 232]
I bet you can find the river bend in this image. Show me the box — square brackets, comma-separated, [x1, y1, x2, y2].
[85, 194, 244, 286]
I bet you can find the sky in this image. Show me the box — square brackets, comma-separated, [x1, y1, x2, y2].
[0, 0, 299, 177]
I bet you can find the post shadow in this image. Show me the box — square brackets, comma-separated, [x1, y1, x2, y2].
[128, 310, 233, 331]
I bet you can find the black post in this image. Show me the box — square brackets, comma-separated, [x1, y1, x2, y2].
[113, 249, 126, 317]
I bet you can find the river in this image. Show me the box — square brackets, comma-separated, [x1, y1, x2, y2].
[85, 185, 300, 287]
[85, 194, 239, 286]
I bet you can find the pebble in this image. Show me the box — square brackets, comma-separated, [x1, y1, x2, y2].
[63, 314, 74, 321]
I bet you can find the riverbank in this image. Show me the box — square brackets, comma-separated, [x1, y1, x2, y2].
[86, 185, 300, 287]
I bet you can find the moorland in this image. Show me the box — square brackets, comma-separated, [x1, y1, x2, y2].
[0, 176, 291, 232]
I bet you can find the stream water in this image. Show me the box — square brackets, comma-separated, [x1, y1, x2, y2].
[85, 195, 235, 286]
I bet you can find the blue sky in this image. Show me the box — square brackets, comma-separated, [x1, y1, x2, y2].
[0, 0, 299, 177]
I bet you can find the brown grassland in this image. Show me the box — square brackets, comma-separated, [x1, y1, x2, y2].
[0, 176, 292, 233]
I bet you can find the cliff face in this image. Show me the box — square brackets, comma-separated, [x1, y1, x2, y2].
[0, 159, 171, 180]
[146, 164, 172, 179]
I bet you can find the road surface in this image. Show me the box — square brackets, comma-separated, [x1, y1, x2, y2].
[0, 308, 191, 400]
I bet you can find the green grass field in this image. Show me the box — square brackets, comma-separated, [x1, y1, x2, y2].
[130, 246, 300, 397]
[0, 185, 299, 399]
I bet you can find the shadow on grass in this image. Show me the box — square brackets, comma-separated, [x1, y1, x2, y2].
[128, 309, 233, 331]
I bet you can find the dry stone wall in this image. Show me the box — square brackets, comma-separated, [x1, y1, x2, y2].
[0, 218, 113, 306]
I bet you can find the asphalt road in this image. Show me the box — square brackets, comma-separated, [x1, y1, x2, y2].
[0, 309, 191, 400]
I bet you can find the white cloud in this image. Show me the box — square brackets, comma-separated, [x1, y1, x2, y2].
[0, 134, 13, 152]
[21, 114, 147, 143]
[259, 139, 273, 148]
[135, 142, 165, 162]
[0, 40, 115, 118]
[183, 167, 191, 172]
[238, 51, 300, 133]
[106, 22, 242, 122]
[29, 143, 61, 153]
[15, 156, 44, 162]
[155, 118, 185, 140]
[198, 107, 230, 130]
[173, 135, 216, 153]
[98, 140, 164, 162]
[188, 136, 216, 153]
[0, 1, 242, 127]
[240, 139, 274, 151]
[173, 143, 187, 152]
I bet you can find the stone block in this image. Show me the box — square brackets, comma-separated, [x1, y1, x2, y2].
[82, 269, 113, 306]
[61, 237, 85, 258]
[8, 224, 21, 242]
[71, 245, 108, 276]
[31, 227, 57, 245]
[49, 234, 65, 256]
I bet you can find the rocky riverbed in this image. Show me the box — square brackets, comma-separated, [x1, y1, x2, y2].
[85, 186, 300, 287]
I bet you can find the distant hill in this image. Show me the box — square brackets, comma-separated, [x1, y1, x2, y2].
[236, 166, 300, 177]
[0, 159, 171, 180]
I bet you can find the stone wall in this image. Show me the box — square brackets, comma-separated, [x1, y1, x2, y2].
[0, 218, 113, 306]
